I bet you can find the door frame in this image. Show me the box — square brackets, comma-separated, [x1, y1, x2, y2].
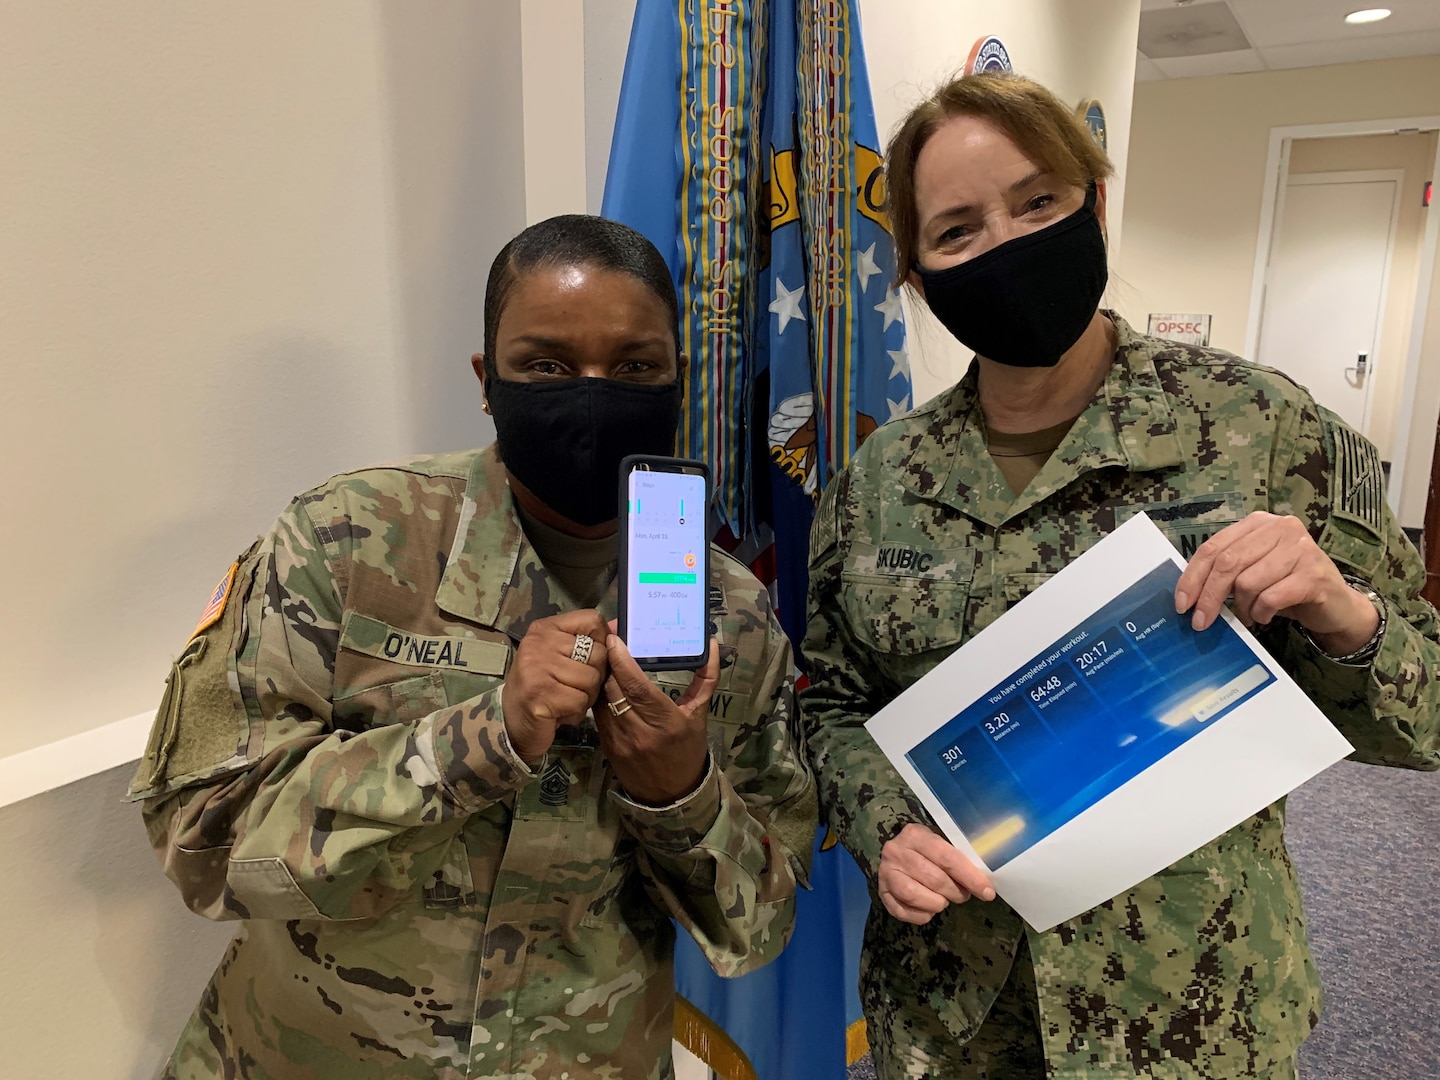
[1245, 116, 1440, 519]
[1258, 168, 1405, 438]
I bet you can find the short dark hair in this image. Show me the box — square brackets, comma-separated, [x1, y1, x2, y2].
[482, 214, 681, 377]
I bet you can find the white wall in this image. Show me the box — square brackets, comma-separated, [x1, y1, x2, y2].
[858, 0, 1145, 406]
[1285, 131, 1438, 466]
[1116, 55, 1440, 526]
[0, 2, 526, 1075]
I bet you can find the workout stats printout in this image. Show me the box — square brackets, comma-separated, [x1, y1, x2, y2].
[866, 513, 1352, 931]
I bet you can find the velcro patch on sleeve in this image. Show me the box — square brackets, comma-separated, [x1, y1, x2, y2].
[809, 482, 840, 563]
[191, 562, 238, 641]
[1323, 410, 1385, 536]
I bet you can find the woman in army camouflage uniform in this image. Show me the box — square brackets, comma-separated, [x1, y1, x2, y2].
[132, 215, 815, 1080]
[802, 73, 1440, 1079]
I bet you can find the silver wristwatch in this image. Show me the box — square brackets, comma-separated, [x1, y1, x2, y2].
[1300, 576, 1386, 667]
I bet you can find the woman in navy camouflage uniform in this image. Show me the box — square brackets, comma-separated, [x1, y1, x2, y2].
[802, 73, 1440, 1079]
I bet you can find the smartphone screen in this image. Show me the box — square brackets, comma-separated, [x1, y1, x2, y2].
[623, 462, 709, 667]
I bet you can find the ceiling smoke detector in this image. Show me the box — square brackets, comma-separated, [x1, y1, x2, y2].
[1344, 9, 1392, 24]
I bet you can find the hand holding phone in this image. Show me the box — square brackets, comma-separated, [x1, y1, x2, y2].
[597, 630, 719, 805]
[499, 609, 611, 765]
[618, 456, 711, 670]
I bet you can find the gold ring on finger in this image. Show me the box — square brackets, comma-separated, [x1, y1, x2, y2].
[608, 698, 632, 716]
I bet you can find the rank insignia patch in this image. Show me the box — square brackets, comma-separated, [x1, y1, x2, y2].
[191, 562, 238, 640]
[539, 759, 572, 807]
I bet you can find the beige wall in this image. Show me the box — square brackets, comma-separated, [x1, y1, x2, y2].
[0, 766, 237, 1080]
[1285, 131, 1438, 468]
[585, 0, 641, 213]
[0, 1, 526, 761]
[0, 2, 526, 1075]
[858, 0, 1144, 406]
[1116, 55, 1440, 526]
[524, 0, 588, 223]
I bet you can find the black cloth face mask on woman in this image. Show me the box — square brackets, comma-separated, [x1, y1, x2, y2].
[486, 375, 682, 527]
[913, 182, 1108, 368]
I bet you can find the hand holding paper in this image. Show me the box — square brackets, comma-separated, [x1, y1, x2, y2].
[878, 823, 995, 924]
[1175, 510, 1380, 654]
[865, 513, 1353, 932]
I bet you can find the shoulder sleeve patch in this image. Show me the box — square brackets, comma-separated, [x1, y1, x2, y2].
[809, 480, 840, 564]
[1315, 406, 1387, 578]
[1320, 406, 1385, 536]
[190, 561, 238, 640]
[130, 541, 262, 801]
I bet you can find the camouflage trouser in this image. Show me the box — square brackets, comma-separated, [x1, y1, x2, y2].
[1200, 1057, 1297, 1080]
[870, 937, 1047, 1079]
[869, 939, 1301, 1080]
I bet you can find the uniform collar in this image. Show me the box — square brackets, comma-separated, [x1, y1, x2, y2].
[898, 312, 1182, 528]
[435, 445, 618, 639]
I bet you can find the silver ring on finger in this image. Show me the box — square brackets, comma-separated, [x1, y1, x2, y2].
[608, 697, 633, 716]
[570, 633, 594, 665]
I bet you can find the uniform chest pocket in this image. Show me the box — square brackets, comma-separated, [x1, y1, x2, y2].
[333, 668, 505, 730]
[840, 572, 969, 655]
[332, 612, 510, 729]
[1002, 572, 1055, 606]
[508, 746, 630, 936]
[1116, 493, 1246, 561]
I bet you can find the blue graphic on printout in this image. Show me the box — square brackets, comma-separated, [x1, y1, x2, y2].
[626, 471, 707, 658]
[906, 561, 1274, 869]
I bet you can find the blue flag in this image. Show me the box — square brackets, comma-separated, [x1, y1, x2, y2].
[603, 0, 910, 1075]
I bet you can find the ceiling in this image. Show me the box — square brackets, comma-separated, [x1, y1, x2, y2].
[1137, 0, 1440, 81]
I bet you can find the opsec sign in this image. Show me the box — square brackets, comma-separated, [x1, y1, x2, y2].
[1147, 313, 1212, 347]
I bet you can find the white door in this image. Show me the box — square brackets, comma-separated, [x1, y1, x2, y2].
[1256, 170, 1402, 437]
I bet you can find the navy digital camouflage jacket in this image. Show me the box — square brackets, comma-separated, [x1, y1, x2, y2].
[803, 314, 1440, 1078]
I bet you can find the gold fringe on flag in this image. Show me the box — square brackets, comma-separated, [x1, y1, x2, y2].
[674, 995, 759, 1080]
[846, 1018, 870, 1066]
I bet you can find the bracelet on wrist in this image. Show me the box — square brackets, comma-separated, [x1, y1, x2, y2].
[1300, 576, 1386, 667]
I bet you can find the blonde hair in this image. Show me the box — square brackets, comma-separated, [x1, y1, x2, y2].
[885, 72, 1113, 280]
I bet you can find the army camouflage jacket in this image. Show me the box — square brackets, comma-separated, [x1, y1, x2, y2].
[130, 444, 815, 1080]
[802, 315, 1440, 1079]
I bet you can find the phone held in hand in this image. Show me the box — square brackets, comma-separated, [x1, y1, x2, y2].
[618, 455, 711, 671]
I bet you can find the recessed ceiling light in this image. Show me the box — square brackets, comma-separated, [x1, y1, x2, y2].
[1345, 8, 1392, 24]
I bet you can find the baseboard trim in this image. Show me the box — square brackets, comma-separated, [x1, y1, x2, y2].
[0, 711, 155, 810]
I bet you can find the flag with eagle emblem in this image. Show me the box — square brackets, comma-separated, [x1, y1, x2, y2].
[602, 0, 909, 1075]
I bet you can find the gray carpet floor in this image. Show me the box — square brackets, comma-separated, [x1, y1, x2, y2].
[1287, 758, 1439, 1079]
[847, 758, 1439, 1078]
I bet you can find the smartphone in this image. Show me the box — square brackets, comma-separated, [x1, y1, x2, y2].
[618, 455, 711, 671]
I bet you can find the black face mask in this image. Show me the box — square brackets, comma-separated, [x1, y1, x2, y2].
[914, 183, 1107, 368]
[486, 376, 682, 526]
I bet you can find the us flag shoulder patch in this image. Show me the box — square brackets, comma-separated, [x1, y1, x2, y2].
[191, 562, 238, 640]
[1323, 411, 1385, 535]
